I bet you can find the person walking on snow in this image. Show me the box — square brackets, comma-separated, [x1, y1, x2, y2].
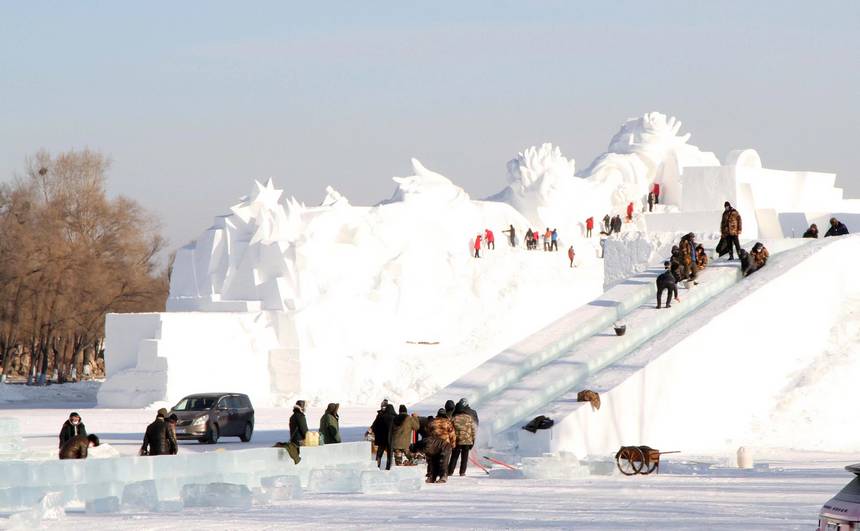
[586, 217, 594, 238]
[550, 229, 558, 251]
[543, 228, 551, 251]
[568, 245, 575, 268]
[59, 412, 87, 449]
[720, 201, 743, 260]
[602, 214, 611, 234]
[371, 403, 397, 470]
[485, 229, 495, 250]
[652, 182, 660, 204]
[647, 191, 655, 212]
[448, 403, 476, 477]
[503, 224, 516, 247]
[427, 408, 457, 482]
[626, 202, 634, 222]
[473, 234, 482, 258]
[825, 217, 849, 237]
[525, 228, 533, 250]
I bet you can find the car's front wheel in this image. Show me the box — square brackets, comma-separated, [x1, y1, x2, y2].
[206, 424, 220, 444]
[239, 422, 253, 442]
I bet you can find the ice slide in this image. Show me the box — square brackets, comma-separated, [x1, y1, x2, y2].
[414, 236, 841, 453]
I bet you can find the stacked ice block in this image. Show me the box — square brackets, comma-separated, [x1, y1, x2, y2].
[0, 441, 378, 514]
[0, 418, 25, 458]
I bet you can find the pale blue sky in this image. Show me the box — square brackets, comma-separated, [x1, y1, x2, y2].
[1, 1, 857, 249]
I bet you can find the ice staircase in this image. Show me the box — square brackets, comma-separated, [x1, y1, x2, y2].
[415, 238, 812, 449]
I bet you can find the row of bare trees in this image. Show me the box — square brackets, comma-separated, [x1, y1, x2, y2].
[0, 149, 168, 384]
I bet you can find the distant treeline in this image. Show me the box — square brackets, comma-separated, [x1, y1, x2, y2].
[0, 149, 168, 383]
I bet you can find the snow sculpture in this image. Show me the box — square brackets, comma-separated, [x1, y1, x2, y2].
[579, 112, 720, 209]
[489, 144, 611, 237]
[388, 158, 469, 205]
[168, 178, 301, 312]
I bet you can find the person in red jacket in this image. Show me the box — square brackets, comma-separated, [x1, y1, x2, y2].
[585, 217, 594, 238]
[473, 234, 482, 258]
[568, 245, 575, 268]
[484, 229, 495, 250]
[626, 202, 634, 222]
[652, 182, 660, 204]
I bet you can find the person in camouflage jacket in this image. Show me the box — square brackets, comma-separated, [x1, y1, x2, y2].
[448, 403, 476, 476]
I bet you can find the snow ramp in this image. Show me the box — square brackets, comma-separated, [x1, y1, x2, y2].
[415, 237, 839, 452]
[505, 235, 860, 457]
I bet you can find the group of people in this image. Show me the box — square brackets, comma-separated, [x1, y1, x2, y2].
[57, 408, 181, 459]
[523, 228, 559, 251]
[803, 217, 850, 238]
[364, 398, 478, 484]
[601, 214, 624, 235]
[472, 229, 496, 257]
[655, 232, 709, 309]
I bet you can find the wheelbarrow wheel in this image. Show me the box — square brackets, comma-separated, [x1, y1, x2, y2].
[616, 447, 644, 476]
[642, 460, 659, 475]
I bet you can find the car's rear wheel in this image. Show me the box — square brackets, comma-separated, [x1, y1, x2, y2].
[206, 424, 220, 444]
[239, 422, 253, 442]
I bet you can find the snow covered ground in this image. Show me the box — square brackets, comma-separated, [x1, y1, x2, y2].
[0, 405, 851, 529]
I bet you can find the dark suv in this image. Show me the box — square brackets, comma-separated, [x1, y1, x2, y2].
[169, 393, 255, 444]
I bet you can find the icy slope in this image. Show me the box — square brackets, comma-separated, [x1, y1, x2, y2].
[521, 235, 860, 457]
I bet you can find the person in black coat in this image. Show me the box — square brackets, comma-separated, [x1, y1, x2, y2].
[370, 403, 396, 470]
[289, 400, 308, 446]
[656, 261, 679, 309]
[824, 218, 849, 237]
[444, 400, 455, 419]
[140, 408, 177, 456]
[59, 412, 87, 449]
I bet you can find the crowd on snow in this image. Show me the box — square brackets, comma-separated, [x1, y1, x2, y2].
[653, 202, 851, 309]
[284, 398, 479, 484]
[56, 409, 182, 459]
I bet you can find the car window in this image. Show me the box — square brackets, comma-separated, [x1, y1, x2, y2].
[227, 396, 244, 409]
[216, 397, 231, 409]
[174, 397, 216, 411]
[240, 396, 252, 409]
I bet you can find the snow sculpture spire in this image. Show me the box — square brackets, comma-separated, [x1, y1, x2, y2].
[229, 178, 288, 245]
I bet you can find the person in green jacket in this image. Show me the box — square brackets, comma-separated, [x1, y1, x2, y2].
[319, 403, 341, 444]
[392, 405, 420, 465]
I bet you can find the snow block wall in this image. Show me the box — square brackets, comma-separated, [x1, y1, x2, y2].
[537, 236, 860, 457]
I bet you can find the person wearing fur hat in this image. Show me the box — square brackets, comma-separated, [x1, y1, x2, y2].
[289, 400, 308, 446]
[140, 408, 177, 456]
[720, 201, 743, 260]
[59, 412, 87, 449]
